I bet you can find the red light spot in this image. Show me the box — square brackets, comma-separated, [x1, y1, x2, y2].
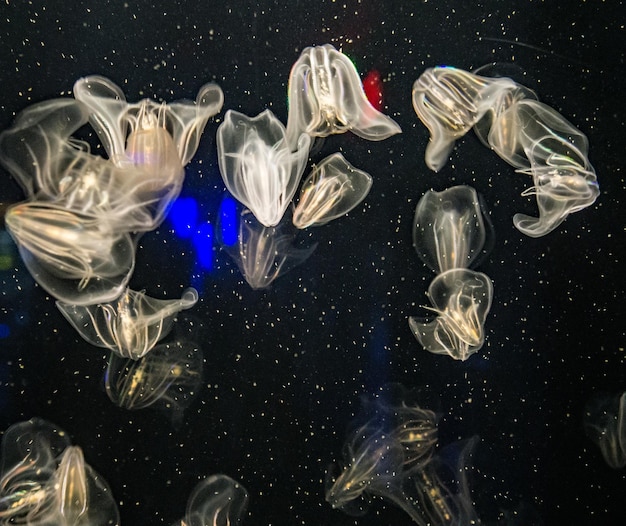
[363, 69, 384, 111]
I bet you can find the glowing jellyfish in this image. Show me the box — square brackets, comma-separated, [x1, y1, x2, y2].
[412, 185, 488, 273]
[74, 75, 224, 230]
[409, 269, 493, 361]
[105, 339, 203, 427]
[409, 186, 493, 360]
[4, 201, 136, 305]
[286, 44, 401, 149]
[326, 386, 480, 524]
[475, 97, 600, 237]
[219, 209, 316, 290]
[412, 66, 599, 236]
[584, 392, 626, 469]
[412, 66, 521, 172]
[57, 287, 199, 359]
[173, 475, 248, 526]
[292, 153, 373, 229]
[0, 418, 119, 526]
[217, 109, 311, 228]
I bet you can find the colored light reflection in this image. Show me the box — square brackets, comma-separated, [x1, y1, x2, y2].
[192, 222, 214, 271]
[167, 195, 240, 271]
[168, 197, 198, 239]
[363, 69, 384, 111]
[219, 196, 238, 246]
[0, 323, 10, 339]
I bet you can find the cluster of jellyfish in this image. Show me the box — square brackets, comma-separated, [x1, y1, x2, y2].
[0, 42, 609, 524]
[0, 75, 219, 423]
[0, 418, 247, 526]
[215, 43, 401, 289]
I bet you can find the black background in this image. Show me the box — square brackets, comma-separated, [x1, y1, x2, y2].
[0, 1, 624, 524]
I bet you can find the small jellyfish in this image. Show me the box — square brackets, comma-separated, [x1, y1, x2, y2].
[0, 419, 119, 526]
[584, 391, 626, 469]
[476, 98, 600, 237]
[412, 66, 518, 171]
[217, 109, 311, 228]
[4, 201, 136, 305]
[412, 66, 599, 236]
[409, 269, 493, 361]
[292, 153, 373, 229]
[412, 185, 488, 273]
[286, 44, 401, 149]
[105, 339, 203, 427]
[219, 209, 316, 290]
[173, 475, 248, 526]
[57, 287, 198, 359]
[74, 75, 224, 230]
[326, 386, 480, 525]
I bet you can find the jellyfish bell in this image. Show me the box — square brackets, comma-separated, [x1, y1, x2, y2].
[5, 201, 135, 305]
[286, 44, 401, 149]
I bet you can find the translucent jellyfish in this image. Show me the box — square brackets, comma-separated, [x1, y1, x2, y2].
[412, 66, 520, 171]
[57, 287, 198, 359]
[326, 386, 480, 524]
[410, 186, 493, 360]
[219, 209, 316, 290]
[584, 391, 626, 469]
[475, 98, 600, 237]
[0, 98, 92, 201]
[0, 418, 119, 526]
[4, 201, 136, 305]
[326, 391, 438, 518]
[0, 98, 157, 230]
[173, 475, 248, 526]
[74, 75, 224, 230]
[412, 185, 488, 273]
[0, 78, 223, 305]
[217, 109, 311, 227]
[413, 66, 599, 236]
[409, 269, 493, 361]
[286, 44, 401, 149]
[292, 153, 373, 229]
[105, 339, 203, 427]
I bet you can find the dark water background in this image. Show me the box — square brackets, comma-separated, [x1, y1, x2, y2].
[0, 1, 624, 524]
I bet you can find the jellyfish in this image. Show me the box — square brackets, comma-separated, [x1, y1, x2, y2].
[4, 201, 137, 305]
[217, 109, 311, 228]
[412, 185, 488, 273]
[0, 419, 119, 526]
[475, 97, 600, 237]
[292, 153, 373, 229]
[286, 44, 401, 149]
[326, 386, 480, 524]
[584, 391, 626, 469]
[73, 75, 224, 230]
[57, 287, 199, 359]
[219, 209, 316, 290]
[412, 66, 599, 236]
[409, 269, 493, 361]
[173, 475, 248, 526]
[409, 186, 493, 360]
[412, 66, 521, 172]
[105, 339, 203, 427]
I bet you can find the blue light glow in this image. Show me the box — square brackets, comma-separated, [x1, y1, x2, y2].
[168, 197, 199, 239]
[0, 324, 10, 339]
[219, 196, 238, 246]
[192, 222, 214, 271]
